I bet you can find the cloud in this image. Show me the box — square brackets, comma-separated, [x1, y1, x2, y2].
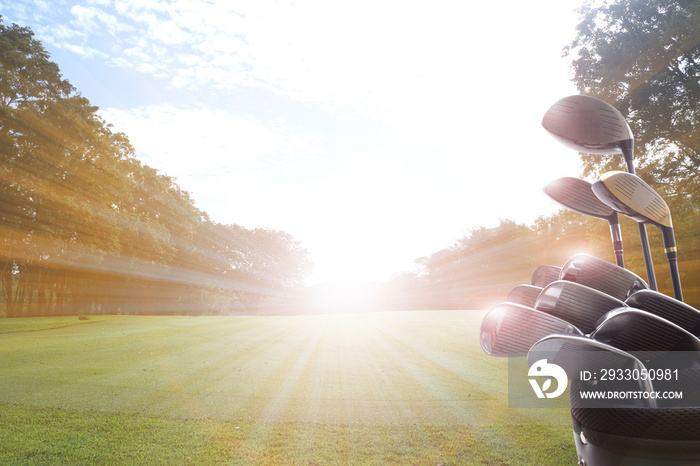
[13, 0, 582, 127]
[70, 5, 131, 35]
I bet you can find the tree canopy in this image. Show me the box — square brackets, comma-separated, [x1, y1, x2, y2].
[565, 0, 700, 189]
[0, 18, 313, 317]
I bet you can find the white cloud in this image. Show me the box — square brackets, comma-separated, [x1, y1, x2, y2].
[70, 5, 131, 35]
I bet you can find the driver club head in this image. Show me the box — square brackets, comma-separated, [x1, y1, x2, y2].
[480, 302, 583, 357]
[541, 95, 634, 163]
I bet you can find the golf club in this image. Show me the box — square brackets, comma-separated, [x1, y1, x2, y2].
[531, 265, 561, 287]
[625, 289, 700, 335]
[560, 253, 647, 301]
[505, 284, 542, 308]
[592, 171, 683, 301]
[480, 302, 583, 357]
[534, 280, 627, 334]
[527, 334, 657, 408]
[569, 313, 700, 464]
[542, 94, 657, 290]
[592, 307, 700, 353]
[544, 177, 624, 267]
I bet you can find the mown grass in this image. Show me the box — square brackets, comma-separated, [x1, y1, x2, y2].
[1, 405, 573, 465]
[0, 312, 576, 464]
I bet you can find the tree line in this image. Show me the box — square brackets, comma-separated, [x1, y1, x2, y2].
[0, 19, 313, 317]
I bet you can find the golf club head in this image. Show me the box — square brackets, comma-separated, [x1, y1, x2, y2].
[560, 253, 647, 301]
[541, 95, 634, 165]
[625, 289, 700, 335]
[593, 171, 682, 300]
[544, 177, 624, 267]
[592, 308, 700, 352]
[505, 284, 542, 308]
[592, 171, 673, 231]
[480, 302, 582, 357]
[544, 177, 618, 221]
[571, 312, 700, 464]
[571, 407, 700, 465]
[542, 95, 660, 292]
[534, 280, 627, 334]
[531, 265, 561, 287]
[528, 334, 656, 407]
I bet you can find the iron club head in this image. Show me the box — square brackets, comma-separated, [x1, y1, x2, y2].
[531, 265, 561, 287]
[534, 280, 627, 334]
[505, 284, 542, 308]
[560, 253, 647, 301]
[480, 302, 583, 357]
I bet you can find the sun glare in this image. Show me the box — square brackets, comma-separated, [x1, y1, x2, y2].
[310, 279, 380, 313]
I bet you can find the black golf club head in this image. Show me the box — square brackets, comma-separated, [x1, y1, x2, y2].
[480, 302, 582, 357]
[593, 308, 700, 353]
[572, 308, 700, 464]
[534, 280, 627, 334]
[527, 334, 656, 408]
[625, 289, 700, 335]
[531, 265, 561, 287]
[571, 407, 700, 465]
[560, 253, 647, 301]
[592, 307, 700, 407]
[505, 285, 542, 308]
[544, 177, 624, 267]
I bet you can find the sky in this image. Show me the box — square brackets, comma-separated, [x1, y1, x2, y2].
[2, 0, 586, 285]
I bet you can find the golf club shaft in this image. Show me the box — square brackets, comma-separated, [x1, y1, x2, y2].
[637, 223, 658, 291]
[662, 228, 683, 301]
[609, 222, 624, 267]
[624, 150, 658, 290]
[669, 259, 683, 301]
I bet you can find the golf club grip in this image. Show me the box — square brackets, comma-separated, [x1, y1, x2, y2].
[638, 223, 658, 291]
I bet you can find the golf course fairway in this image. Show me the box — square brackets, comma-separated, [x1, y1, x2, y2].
[0, 311, 576, 464]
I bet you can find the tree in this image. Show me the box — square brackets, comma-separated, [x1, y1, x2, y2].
[566, 0, 700, 192]
[0, 17, 314, 316]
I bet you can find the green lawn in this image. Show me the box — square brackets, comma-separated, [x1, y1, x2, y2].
[0, 311, 576, 464]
